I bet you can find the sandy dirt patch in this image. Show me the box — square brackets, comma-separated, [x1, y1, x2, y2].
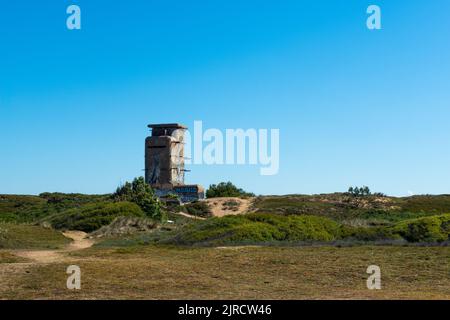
[206, 197, 254, 217]
[13, 231, 94, 264]
[0, 231, 94, 296]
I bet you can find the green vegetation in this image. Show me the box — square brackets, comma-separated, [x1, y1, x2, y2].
[0, 193, 109, 223]
[2, 189, 450, 246]
[399, 195, 450, 214]
[165, 214, 342, 245]
[43, 202, 145, 232]
[252, 194, 450, 225]
[164, 193, 181, 200]
[206, 182, 255, 198]
[101, 212, 450, 247]
[171, 213, 392, 246]
[357, 210, 436, 224]
[39, 192, 109, 210]
[348, 186, 371, 197]
[341, 225, 400, 242]
[0, 223, 70, 249]
[392, 214, 450, 242]
[347, 186, 388, 197]
[253, 195, 335, 216]
[113, 177, 164, 220]
[222, 199, 240, 211]
[1, 187, 449, 300]
[182, 201, 212, 218]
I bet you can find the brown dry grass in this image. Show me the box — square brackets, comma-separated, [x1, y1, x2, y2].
[0, 251, 29, 264]
[1, 245, 449, 300]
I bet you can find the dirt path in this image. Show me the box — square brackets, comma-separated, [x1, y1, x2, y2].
[13, 231, 94, 264]
[0, 231, 94, 296]
[174, 211, 206, 220]
[64, 231, 94, 251]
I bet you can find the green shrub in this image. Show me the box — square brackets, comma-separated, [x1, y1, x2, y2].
[283, 215, 341, 241]
[0, 193, 108, 223]
[391, 214, 450, 242]
[113, 177, 164, 220]
[165, 193, 180, 200]
[46, 202, 145, 232]
[227, 222, 283, 242]
[40, 192, 108, 208]
[399, 195, 450, 213]
[206, 182, 254, 198]
[183, 201, 212, 218]
[170, 212, 450, 245]
[357, 210, 436, 224]
[222, 200, 240, 211]
[244, 214, 341, 241]
[347, 186, 372, 197]
[340, 225, 400, 241]
[170, 213, 341, 245]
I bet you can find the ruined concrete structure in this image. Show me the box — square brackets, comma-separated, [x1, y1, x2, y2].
[145, 123, 204, 202]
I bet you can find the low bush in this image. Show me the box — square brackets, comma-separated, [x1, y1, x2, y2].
[94, 213, 450, 247]
[46, 202, 145, 232]
[113, 177, 164, 220]
[391, 214, 450, 242]
[206, 182, 254, 198]
[166, 213, 450, 246]
[0, 193, 109, 223]
[222, 200, 240, 211]
[183, 201, 212, 218]
[340, 225, 400, 241]
[170, 213, 341, 245]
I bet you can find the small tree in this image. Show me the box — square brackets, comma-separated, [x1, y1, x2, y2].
[362, 186, 371, 196]
[347, 186, 373, 197]
[113, 177, 164, 220]
[206, 182, 254, 198]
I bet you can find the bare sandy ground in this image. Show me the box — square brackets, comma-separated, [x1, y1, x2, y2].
[13, 231, 94, 264]
[173, 197, 254, 220]
[0, 231, 94, 297]
[206, 197, 254, 217]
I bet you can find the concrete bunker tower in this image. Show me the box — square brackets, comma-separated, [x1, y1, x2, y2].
[145, 123, 204, 202]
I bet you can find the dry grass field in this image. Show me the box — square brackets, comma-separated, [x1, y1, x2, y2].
[1, 245, 449, 300]
[1, 193, 449, 300]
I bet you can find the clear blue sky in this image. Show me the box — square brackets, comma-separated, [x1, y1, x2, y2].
[1, 1, 450, 196]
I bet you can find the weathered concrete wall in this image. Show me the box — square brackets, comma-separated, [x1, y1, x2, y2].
[145, 124, 186, 189]
[155, 185, 204, 203]
[145, 123, 204, 202]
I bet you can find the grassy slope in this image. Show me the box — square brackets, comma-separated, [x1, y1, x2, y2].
[0, 223, 70, 249]
[0, 195, 47, 223]
[252, 194, 450, 224]
[1, 192, 450, 247]
[41, 201, 145, 232]
[97, 213, 450, 247]
[0, 193, 109, 223]
[2, 192, 450, 226]
[1, 193, 448, 300]
[2, 245, 448, 299]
